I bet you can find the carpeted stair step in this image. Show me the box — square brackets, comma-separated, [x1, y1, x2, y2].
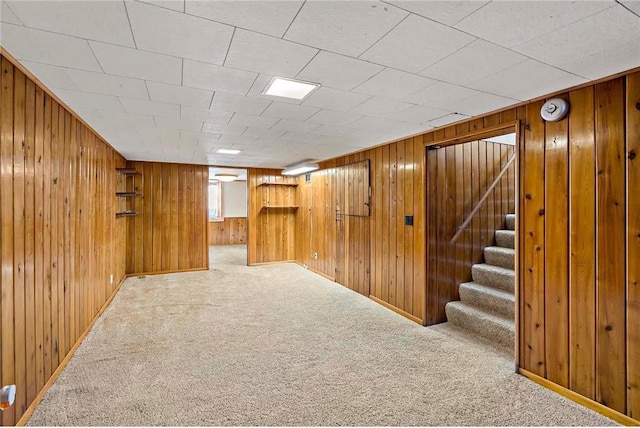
[472, 264, 515, 292]
[495, 230, 515, 249]
[459, 282, 515, 318]
[484, 246, 515, 270]
[445, 301, 515, 352]
[505, 214, 516, 231]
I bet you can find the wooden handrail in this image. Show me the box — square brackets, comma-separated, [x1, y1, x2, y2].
[450, 151, 516, 244]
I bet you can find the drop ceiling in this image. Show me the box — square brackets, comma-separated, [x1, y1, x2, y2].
[1, 1, 639, 168]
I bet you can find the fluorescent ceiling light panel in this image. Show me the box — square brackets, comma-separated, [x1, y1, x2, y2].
[214, 174, 238, 182]
[263, 77, 320, 100]
[216, 148, 241, 154]
[282, 162, 319, 176]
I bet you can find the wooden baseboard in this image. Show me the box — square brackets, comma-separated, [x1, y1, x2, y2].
[248, 260, 296, 266]
[294, 262, 336, 281]
[518, 368, 639, 426]
[16, 275, 128, 426]
[369, 295, 424, 324]
[126, 267, 208, 277]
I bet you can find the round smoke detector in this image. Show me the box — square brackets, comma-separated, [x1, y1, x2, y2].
[540, 98, 569, 122]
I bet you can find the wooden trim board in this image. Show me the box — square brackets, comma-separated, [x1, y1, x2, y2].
[370, 295, 424, 324]
[518, 368, 640, 426]
[16, 275, 128, 426]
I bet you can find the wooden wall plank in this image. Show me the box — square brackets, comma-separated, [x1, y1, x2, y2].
[1, 56, 16, 426]
[522, 100, 546, 377]
[208, 217, 248, 245]
[125, 161, 209, 274]
[568, 86, 596, 399]
[544, 100, 570, 388]
[595, 78, 626, 414]
[0, 53, 128, 425]
[626, 71, 640, 421]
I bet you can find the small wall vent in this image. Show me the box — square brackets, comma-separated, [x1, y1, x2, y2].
[305, 173, 311, 183]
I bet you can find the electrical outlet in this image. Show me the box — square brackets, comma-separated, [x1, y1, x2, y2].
[312, 252, 318, 259]
[110, 274, 114, 285]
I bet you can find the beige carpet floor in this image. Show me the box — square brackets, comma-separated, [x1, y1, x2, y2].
[27, 245, 617, 426]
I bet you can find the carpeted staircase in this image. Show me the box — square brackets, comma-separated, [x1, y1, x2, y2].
[445, 214, 515, 352]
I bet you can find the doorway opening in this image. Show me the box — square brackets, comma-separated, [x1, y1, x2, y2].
[425, 126, 518, 358]
[208, 167, 248, 267]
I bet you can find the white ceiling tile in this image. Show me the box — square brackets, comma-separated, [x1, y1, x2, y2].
[454, 1, 615, 48]
[351, 96, 414, 118]
[1, 24, 102, 71]
[277, 132, 319, 143]
[387, 105, 449, 124]
[242, 127, 287, 140]
[388, 1, 489, 26]
[146, 81, 213, 108]
[126, 1, 233, 65]
[1, 2, 23, 24]
[225, 29, 319, 77]
[284, 1, 408, 57]
[181, 106, 232, 124]
[468, 59, 587, 101]
[403, 82, 480, 108]
[301, 87, 370, 112]
[202, 123, 247, 136]
[210, 92, 271, 115]
[620, 1, 640, 16]
[310, 125, 357, 137]
[513, 6, 640, 80]
[120, 97, 181, 118]
[229, 114, 279, 129]
[53, 88, 124, 112]
[296, 51, 384, 91]
[306, 109, 363, 126]
[154, 117, 203, 131]
[217, 134, 258, 146]
[19, 61, 79, 90]
[64, 69, 149, 99]
[347, 116, 401, 131]
[427, 112, 469, 128]
[93, 109, 156, 128]
[135, 124, 180, 139]
[353, 68, 437, 100]
[554, 39, 640, 82]
[361, 14, 475, 73]
[90, 41, 182, 84]
[185, 1, 303, 38]
[183, 60, 257, 95]
[442, 92, 517, 117]
[420, 40, 528, 86]
[5, 1, 134, 47]
[261, 102, 320, 121]
[139, 0, 184, 13]
[271, 119, 320, 134]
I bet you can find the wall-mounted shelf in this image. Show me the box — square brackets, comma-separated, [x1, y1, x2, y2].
[258, 182, 298, 187]
[116, 168, 142, 218]
[261, 206, 299, 210]
[115, 168, 141, 175]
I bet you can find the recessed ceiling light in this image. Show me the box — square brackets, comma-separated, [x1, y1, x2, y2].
[216, 148, 241, 155]
[263, 77, 320, 101]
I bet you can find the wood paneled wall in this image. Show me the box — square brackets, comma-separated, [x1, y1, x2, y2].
[289, 69, 639, 423]
[518, 73, 639, 420]
[125, 161, 208, 275]
[426, 140, 516, 324]
[247, 169, 297, 264]
[0, 55, 127, 426]
[208, 218, 247, 246]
